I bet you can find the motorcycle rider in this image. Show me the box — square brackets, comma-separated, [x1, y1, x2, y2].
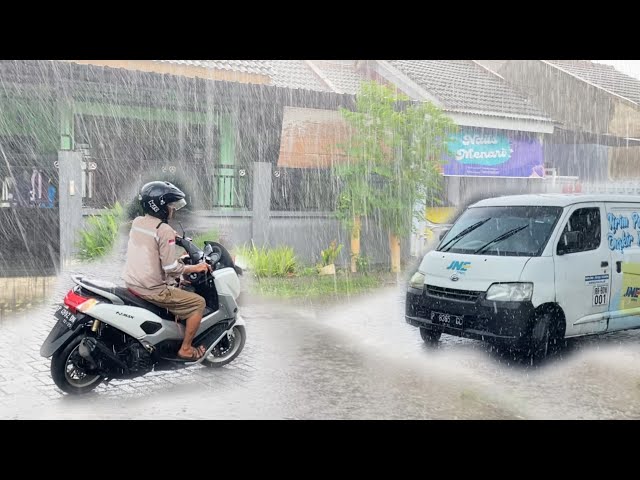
[123, 181, 210, 361]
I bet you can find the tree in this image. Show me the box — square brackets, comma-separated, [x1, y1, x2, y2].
[335, 81, 457, 272]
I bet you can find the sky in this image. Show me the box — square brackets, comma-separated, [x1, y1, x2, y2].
[593, 60, 640, 80]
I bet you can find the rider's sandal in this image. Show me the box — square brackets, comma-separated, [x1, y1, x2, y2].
[177, 346, 204, 361]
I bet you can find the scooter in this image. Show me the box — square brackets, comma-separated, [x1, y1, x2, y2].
[40, 236, 245, 395]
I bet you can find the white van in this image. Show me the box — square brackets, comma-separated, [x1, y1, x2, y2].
[406, 194, 640, 359]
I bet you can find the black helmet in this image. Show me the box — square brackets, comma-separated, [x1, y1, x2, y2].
[139, 181, 186, 220]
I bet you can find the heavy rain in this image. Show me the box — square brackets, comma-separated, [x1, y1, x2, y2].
[2, 60, 640, 419]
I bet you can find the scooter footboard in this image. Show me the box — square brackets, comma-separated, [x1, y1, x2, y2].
[194, 320, 233, 350]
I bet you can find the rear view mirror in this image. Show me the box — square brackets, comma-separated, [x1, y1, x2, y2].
[557, 230, 584, 255]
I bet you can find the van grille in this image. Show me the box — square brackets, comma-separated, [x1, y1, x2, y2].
[425, 285, 482, 302]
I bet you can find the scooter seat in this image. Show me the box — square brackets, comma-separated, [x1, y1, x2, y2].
[113, 287, 176, 321]
[73, 275, 186, 322]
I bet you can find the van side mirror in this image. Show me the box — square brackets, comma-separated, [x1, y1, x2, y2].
[557, 230, 584, 255]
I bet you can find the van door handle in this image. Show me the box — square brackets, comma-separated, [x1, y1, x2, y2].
[617, 261, 622, 273]
[601, 261, 609, 267]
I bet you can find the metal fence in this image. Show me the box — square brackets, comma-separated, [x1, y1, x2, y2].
[211, 165, 253, 209]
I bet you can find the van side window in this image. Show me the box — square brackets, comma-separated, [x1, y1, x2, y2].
[558, 207, 601, 253]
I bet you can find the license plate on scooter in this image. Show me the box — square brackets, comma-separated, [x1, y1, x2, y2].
[54, 305, 78, 330]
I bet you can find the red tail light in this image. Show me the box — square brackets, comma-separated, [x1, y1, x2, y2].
[64, 290, 89, 314]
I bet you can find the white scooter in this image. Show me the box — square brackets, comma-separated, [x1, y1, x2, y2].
[40, 237, 246, 395]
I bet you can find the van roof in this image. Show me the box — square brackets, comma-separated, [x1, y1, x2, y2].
[470, 194, 640, 208]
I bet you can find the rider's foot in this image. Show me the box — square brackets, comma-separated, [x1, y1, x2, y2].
[177, 345, 206, 360]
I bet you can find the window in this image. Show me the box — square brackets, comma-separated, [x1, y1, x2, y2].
[437, 206, 562, 257]
[558, 207, 601, 253]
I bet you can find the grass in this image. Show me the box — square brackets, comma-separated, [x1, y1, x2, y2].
[175, 228, 220, 258]
[76, 202, 124, 260]
[232, 244, 397, 299]
[250, 271, 394, 299]
[189, 228, 220, 248]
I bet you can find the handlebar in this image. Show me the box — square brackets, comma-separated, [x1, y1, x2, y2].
[175, 236, 232, 273]
[175, 236, 203, 264]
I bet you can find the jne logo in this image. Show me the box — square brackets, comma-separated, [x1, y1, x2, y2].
[624, 287, 640, 298]
[447, 261, 471, 272]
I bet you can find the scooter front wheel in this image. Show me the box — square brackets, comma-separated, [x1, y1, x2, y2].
[203, 325, 246, 368]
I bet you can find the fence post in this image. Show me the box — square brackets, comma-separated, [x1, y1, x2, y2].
[251, 161, 272, 247]
[58, 150, 83, 269]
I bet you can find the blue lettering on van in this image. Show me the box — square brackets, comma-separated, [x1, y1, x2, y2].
[624, 287, 640, 298]
[608, 231, 634, 252]
[447, 261, 471, 272]
[608, 213, 629, 234]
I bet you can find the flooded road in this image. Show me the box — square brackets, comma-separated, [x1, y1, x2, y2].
[307, 286, 640, 419]
[1, 241, 640, 419]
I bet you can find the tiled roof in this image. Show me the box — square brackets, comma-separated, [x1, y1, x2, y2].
[154, 59, 553, 120]
[157, 60, 366, 94]
[386, 60, 549, 118]
[545, 60, 640, 105]
[474, 60, 508, 76]
[266, 60, 332, 92]
[307, 60, 366, 94]
[154, 60, 272, 76]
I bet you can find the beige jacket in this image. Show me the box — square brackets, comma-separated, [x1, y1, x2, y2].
[122, 215, 186, 295]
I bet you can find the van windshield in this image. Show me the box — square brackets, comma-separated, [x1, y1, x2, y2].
[437, 206, 563, 257]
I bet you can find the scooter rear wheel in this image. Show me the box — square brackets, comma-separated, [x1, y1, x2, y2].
[51, 334, 104, 395]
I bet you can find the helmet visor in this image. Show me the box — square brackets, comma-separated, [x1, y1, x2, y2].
[168, 198, 187, 211]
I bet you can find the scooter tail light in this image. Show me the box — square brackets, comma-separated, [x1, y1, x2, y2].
[63, 290, 89, 314]
[77, 298, 99, 313]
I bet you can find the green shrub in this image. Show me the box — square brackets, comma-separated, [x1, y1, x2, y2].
[235, 244, 297, 278]
[300, 266, 319, 276]
[77, 202, 124, 260]
[355, 254, 370, 273]
[320, 240, 343, 266]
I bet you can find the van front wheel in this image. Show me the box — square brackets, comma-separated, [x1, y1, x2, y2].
[529, 313, 559, 362]
[420, 327, 442, 345]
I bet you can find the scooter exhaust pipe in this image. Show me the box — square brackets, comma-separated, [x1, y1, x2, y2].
[79, 337, 129, 371]
[78, 339, 97, 369]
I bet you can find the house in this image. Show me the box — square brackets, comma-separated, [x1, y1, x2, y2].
[0, 60, 360, 272]
[56, 60, 561, 258]
[8, 59, 605, 274]
[481, 60, 640, 190]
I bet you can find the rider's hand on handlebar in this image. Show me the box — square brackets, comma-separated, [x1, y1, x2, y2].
[190, 262, 211, 274]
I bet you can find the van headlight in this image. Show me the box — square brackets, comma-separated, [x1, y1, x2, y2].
[409, 271, 426, 290]
[485, 283, 533, 302]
